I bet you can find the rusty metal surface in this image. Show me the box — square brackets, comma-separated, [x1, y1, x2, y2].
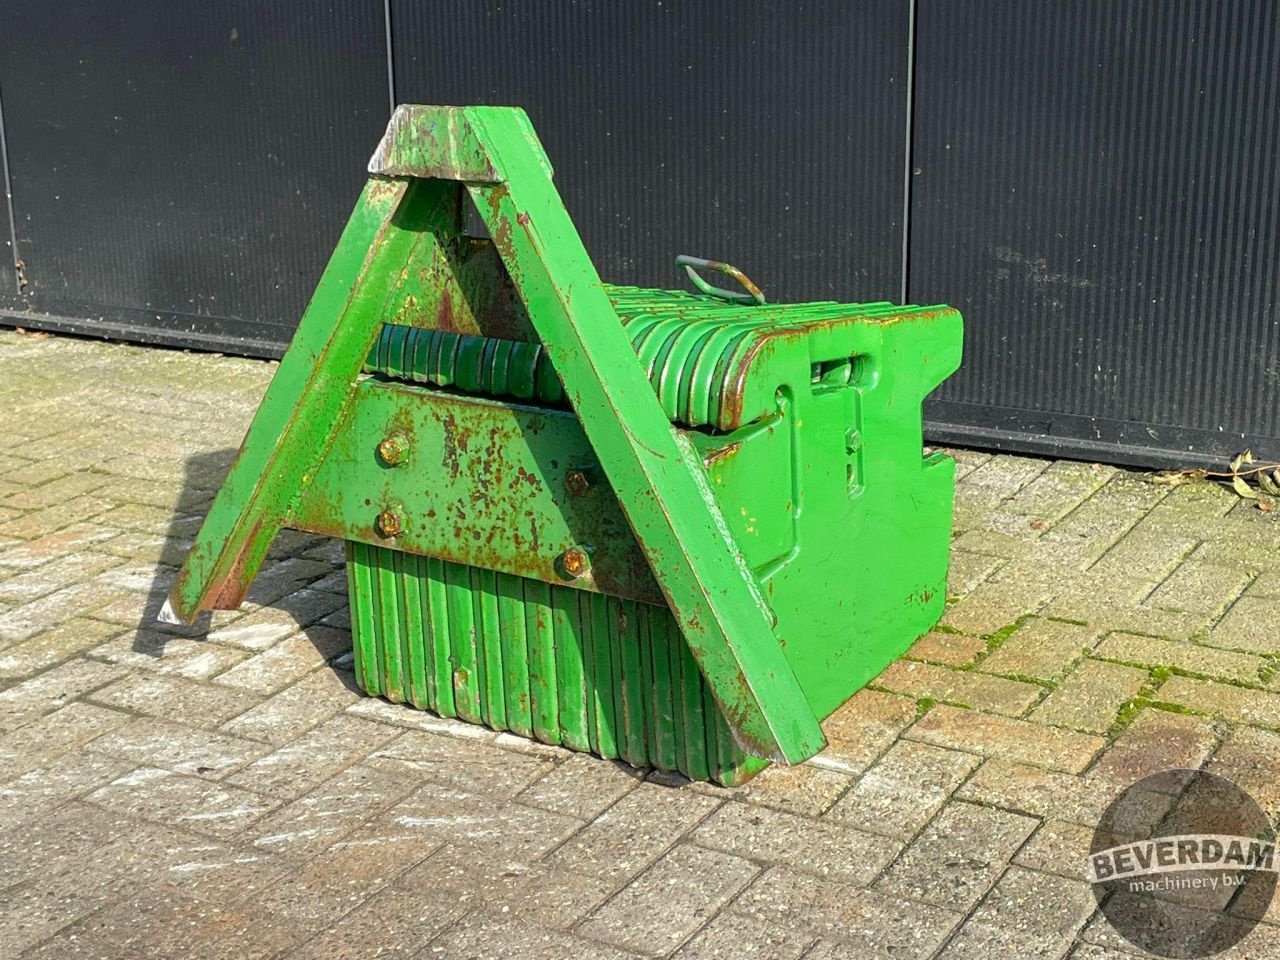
[291, 379, 665, 606]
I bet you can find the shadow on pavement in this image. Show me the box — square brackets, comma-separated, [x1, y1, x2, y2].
[135, 448, 357, 687]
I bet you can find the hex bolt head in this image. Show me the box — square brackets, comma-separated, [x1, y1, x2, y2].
[377, 434, 408, 466]
[376, 510, 403, 538]
[565, 469, 591, 497]
[560, 547, 590, 579]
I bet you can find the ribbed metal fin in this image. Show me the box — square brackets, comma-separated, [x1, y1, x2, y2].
[345, 541, 766, 785]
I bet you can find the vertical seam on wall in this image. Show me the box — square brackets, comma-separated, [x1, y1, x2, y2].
[899, 0, 919, 305]
[0, 82, 20, 293]
[383, 0, 397, 115]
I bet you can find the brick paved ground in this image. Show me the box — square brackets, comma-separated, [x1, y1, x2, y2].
[1, 328, 1279, 959]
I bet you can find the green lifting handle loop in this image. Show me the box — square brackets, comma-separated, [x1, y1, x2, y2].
[676, 255, 766, 305]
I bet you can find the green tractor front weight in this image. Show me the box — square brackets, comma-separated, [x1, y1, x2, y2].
[164, 105, 963, 785]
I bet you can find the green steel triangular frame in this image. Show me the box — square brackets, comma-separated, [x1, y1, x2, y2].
[164, 105, 826, 764]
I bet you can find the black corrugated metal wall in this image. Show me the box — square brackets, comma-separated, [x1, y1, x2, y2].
[915, 0, 1280, 467]
[0, 1, 1277, 469]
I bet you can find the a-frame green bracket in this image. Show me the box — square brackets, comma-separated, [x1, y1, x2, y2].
[163, 105, 825, 764]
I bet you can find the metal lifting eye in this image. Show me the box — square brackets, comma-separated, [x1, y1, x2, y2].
[676, 255, 766, 305]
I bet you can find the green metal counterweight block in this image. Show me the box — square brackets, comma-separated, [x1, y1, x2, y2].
[163, 104, 963, 785]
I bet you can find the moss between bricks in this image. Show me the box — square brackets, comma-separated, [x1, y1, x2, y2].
[867, 686, 976, 714]
[1104, 665, 1200, 740]
[981, 614, 1036, 653]
[903, 614, 1067, 690]
[1092, 652, 1272, 691]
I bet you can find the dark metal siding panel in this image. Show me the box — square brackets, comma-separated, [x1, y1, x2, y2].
[912, 0, 1280, 466]
[0, 87, 15, 300]
[391, 0, 910, 304]
[0, 0, 389, 353]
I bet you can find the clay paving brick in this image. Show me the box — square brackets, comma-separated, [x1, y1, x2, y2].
[87, 766, 280, 838]
[258, 586, 348, 626]
[0, 551, 121, 604]
[0, 617, 124, 678]
[1013, 819, 1097, 882]
[1090, 531, 1198, 583]
[0, 750, 134, 831]
[674, 913, 816, 960]
[0, 578, 130, 644]
[243, 557, 341, 607]
[58, 889, 303, 960]
[280, 883, 461, 960]
[0, 701, 130, 778]
[978, 618, 1100, 681]
[825, 740, 980, 839]
[213, 627, 350, 695]
[206, 610, 305, 652]
[817, 688, 918, 773]
[1208, 726, 1280, 815]
[345, 694, 499, 740]
[87, 671, 262, 727]
[1046, 598, 1210, 643]
[1148, 560, 1253, 615]
[875, 660, 1043, 715]
[548, 783, 720, 884]
[939, 866, 1096, 960]
[1031, 659, 1148, 734]
[517, 754, 644, 821]
[875, 801, 1038, 911]
[1192, 537, 1280, 570]
[425, 911, 637, 960]
[1250, 569, 1280, 598]
[1076, 896, 1278, 957]
[364, 728, 555, 799]
[1000, 461, 1113, 521]
[1156, 675, 1280, 727]
[226, 715, 399, 799]
[1094, 631, 1266, 684]
[0, 656, 125, 733]
[907, 704, 1105, 772]
[0, 875, 108, 958]
[906, 630, 989, 667]
[248, 829, 442, 929]
[691, 799, 900, 886]
[730, 866, 962, 959]
[1088, 710, 1218, 787]
[363, 783, 585, 862]
[0, 800, 125, 891]
[0, 495, 116, 541]
[579, 843, 758, 954]
[1204, 596, 1280, 654]
[221, 668, 361, 746]
[88, 716, 268, 778]
[396, 840, 613, 932]
[90, 629, 250, 679]
[86, 816, 290, 908]
[740, 761, 853, 818]
[946, 551, 1005, 596]
[948, 528, 1028, 559]
[955, 759, 1109, 826]
[940, 580, 1049, 637]
[245, 763, 422, 861]
[956, 456, 1051, 507]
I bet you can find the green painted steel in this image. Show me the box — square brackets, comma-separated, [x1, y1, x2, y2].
[346, 542, 766, 785]
[165, 104, 963, 781]
[290, 378, 664, 605]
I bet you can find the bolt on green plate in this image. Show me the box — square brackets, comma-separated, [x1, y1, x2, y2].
[163, 105, 963, 784]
